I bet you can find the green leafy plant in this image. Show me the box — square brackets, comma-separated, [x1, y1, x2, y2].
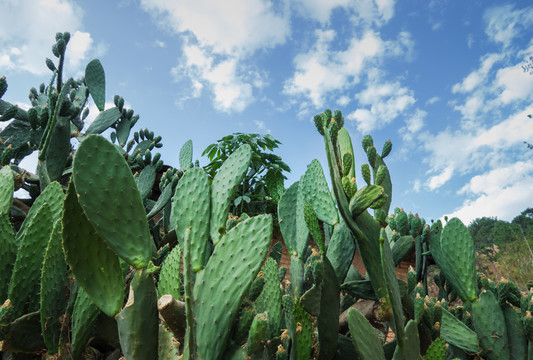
[202, 132, 290, 217]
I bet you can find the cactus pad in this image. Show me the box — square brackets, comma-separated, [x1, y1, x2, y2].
[210, 144, 252, 245]
[193, 214, 272, 360]
[63, 182, 123, 317]
[85, 59, 105, 111]
[73, 134, 151, 269]
[171, 167, 210, 272]
[300, 159, 338, 226]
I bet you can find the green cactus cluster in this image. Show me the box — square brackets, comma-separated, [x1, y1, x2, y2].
[1, 34, 532, 360]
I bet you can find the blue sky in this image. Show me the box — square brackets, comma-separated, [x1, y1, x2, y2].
[1, 0, 532, 225]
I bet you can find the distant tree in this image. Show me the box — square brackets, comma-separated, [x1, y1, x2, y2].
[512, 208, 533, 235]
[202, 133, 291, 218]
[468, 217, 520, 248]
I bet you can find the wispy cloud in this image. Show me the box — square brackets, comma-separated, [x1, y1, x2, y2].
[448, 162, 533, 224]
[254, 120, 271, 134]
[399, 109, 426, 142]
[346, 69, 416, 133]
[292, 0, 394, 26]
[0, 0, 98, 76]
[283, 29, 413, 114]
[140, 0, 290, 113]
[422, 107, 533, 188]
[484, 4, 533, 47]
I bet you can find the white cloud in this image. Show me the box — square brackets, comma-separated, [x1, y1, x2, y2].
[466, 33, 474, 48]
[458, 161, 533, 196]
[140, 0, 289, 56]
[493, 63, 533, 105]
[254, 120, 271, 134]
[447, 162, 533, 224]
[421, 107, 533, 191]
[484, 4, 533, 47]
[284, 30, 413, 111]
[65, 31, 93, 73]
[451, 49, 533, 129]
[337, 95, 351, 106]
[452, 53, 503, 94]
[426, 96, 440, 105]
[0, 0, 97, 75]
[292, 0, 394, 25]
[346, 70, 416, 133]
[427, 166, 453, 191]
[399, 109, 426, 142]
[172, 44, 260, 112]
[141, 0, 290, 112]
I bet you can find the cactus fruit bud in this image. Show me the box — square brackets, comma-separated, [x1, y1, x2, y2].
[152, 152, 161, 164]
[134, 131, 139, 143]
[361, 164, 371, 185]
[0, 76, 6, 99]
[342, 152, 352, 177]
[396, 209, 409, 236]
[314, 114, 325, 135]
[375, 165, 386, 185]
[329, 120, 339, 144]
[39, 83, 45, 93]
[125, 109, 134, 119]
[342, 176, 350, 197]
[362, 135, 373, 151]
[382, 139, 392, 158]
[52, 43, 60, 58]
[40, 111, 49, 127]
[117, 96, 124, 112]
[45, 58, 56, 72]
[56, 39, 66, 56]
[81, 107, 89, 121]
[110, 132, 116, 144]
[142, 128, 149, 140]
[125, 140, 134, 153]
[155, 159, 163, 172]
[63, 32, 71, 43]
[324, 109, 332, 120]
[30, 87, 38, 99]
[366, 145, 377, 167]
[113, 95, 120, 107]
[144, 150, 152, 164]
[130, 114, 139, 128]
[139, 130, 145, 141]
[410, 214, 422, 237]
[0, 105, 18, 122]
[333, 109, 343, 128]
[408, 267, 416, 294]
[1, 145, 13, 165]
[28, 107, 39, 129]
[342, 176, 357, 199]
[386, 214, 397, 231]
